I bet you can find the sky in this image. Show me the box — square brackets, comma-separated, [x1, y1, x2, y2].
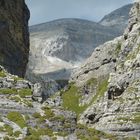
[26, 0, 133, 26]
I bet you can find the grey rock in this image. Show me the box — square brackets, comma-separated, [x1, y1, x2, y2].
[74, 2, 140, 139]
[32, 83, 43, 102]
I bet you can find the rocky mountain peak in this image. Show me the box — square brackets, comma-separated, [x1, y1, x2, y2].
[100, 4, 132, 30]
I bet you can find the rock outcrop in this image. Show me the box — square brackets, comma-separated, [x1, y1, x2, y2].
[70, 1, 140, 139]
[0, 0, 30, 77]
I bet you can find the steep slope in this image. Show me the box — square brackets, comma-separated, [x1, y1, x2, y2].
[70, 1, 140, 139]
[100, 4, 132, 31]
[0, 66, 118, 140]
[26, 11, 129, 96]
[0, 0, 30, 77]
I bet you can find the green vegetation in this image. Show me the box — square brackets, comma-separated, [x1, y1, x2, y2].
[131, 113, 140, 123]
[32, 107, 55, 123]
[3, 136, 10, 140]
[24, 126, 54, 140]
[43, 107, 55, 119]
[76, 123, 116, 140]
[56, 131, 68, 137]
[91, 78, 108, 103]
[86, 78, 97, 86]
[62, 83, 87, 115]
[22, 99, 33, 107]
[62, 77, 108, 115]
[117, 117, 130, 122]
[10, 96, 21, 102]
[123, 137, 137, 140]
[4, 124, 13, 136]
[0, 70, 6, 77]
[0, 88, 32, 97]
[50, 115, 65, 122]
[7, 111, 26, 128]
[18, 88, 32, 98]
[13, 76, 23, 81]
[32, 112, 41, 118]
[115, 42, 121, 56]
[0, 88, 17, 95]
[126, 86, 138, 93]
[117, 113, 140, 124]
[14, 131, 22, 137]
[126, 44, 140, 60]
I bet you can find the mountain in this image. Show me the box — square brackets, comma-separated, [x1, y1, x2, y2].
[100, 4, 132, 31]
[26, 4, 132, 95]
[0, 0, 30, 77]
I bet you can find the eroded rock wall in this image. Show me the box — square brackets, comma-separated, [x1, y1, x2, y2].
[0, 0, 30, 77]
[71, 2, 140, 139]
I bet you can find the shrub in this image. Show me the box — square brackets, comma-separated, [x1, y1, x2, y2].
[4, 124, 13, 136]
[0, 70, 6, 77]
[32, 112, 41, 118]
[18, 89, 32, 98]
[62, 83, 86, 115]
[14, 130, 22, 137]
[0, 88, 17, 95]
[7, 111, 26, 128]
[10, 96, 21, 102]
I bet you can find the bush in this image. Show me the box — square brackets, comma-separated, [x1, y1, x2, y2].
[7, 111, 26, 128]
[0, 88, 17, 95]
[32, 112, 41, 118]
[62, 83, 86, 115]
[3, 136, 10, 140]
[4, 124, 13, 136]
[18, 89, 32, 98]
[14, 130, 22, 137]
[0, 70, 6, 77]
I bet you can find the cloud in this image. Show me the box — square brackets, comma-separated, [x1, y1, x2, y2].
[26, 0, 133, 25]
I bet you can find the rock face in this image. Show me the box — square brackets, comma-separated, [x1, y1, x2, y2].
[0, 0, 30, 77]
[26, 5, 131, 96]
[100, 4, 132, 31]
[71, 2, 140, 139]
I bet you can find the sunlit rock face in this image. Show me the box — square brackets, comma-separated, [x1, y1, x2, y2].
[71, 2, 140, 138]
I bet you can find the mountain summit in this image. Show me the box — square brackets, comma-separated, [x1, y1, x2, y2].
[100, 4, 133, 30]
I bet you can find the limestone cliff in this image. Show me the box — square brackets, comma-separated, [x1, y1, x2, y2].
[0, 0, 30, 77]
[70, 1, 140, 139]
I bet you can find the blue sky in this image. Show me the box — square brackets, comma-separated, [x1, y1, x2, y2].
[26, 0, 133, 25]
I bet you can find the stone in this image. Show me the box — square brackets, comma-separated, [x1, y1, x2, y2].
[32, 83, 43, 102]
